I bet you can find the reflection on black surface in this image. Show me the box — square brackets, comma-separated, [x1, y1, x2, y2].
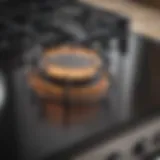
[144, 150, 160, 160]
[12, 34, 160, 160]
[0, 69, 18, 159]
[133, 38, 160, 117]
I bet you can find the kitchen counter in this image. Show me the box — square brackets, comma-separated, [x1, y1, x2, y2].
[81, 0, 160, 41]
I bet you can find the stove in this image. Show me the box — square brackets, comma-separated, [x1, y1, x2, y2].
[0, 1, 159, 160]
[0, 0, 128, 60]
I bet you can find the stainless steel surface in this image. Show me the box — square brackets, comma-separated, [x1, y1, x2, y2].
[74, 117, 160, 160]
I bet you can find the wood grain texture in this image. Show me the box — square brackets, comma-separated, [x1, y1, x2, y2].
[80, 0, 160, 40]
[28, 72, 109, 101]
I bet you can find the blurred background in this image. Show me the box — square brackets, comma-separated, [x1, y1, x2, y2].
[0, 0, 159, 160]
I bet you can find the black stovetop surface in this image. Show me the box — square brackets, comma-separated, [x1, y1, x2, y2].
[10, 34, 159, 160]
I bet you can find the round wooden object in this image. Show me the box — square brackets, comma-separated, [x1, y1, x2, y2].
[42, 46, 101, 81]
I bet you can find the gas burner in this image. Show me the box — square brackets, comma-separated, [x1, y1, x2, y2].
[51, 3, 128, 53]
[0, 1, 128, 66]
[53, 5, 84, 20]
